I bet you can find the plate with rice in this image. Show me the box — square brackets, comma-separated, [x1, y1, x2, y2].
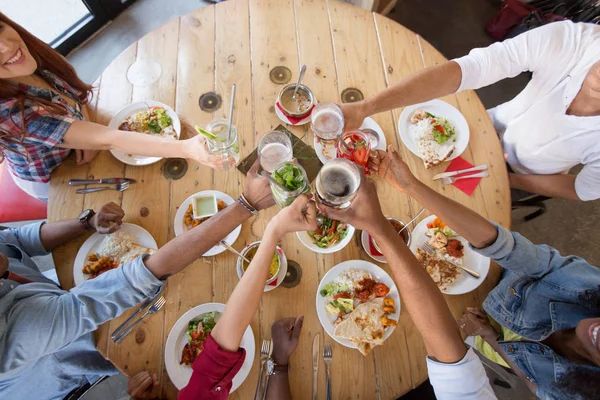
[398, 100, 469, 168]
[73, 223, 158, 286]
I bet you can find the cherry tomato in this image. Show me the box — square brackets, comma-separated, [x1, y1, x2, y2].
[374, 283, 390, 297]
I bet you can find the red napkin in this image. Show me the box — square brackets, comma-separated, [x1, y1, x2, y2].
[443, 157, 482, 196]
[276, 102, 314, 125]
[268, 278, 278, 287]
[368, 234, 384, 257]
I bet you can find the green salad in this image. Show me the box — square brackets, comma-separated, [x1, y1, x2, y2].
[186, 311, 219, 344]
[426, 112, 456, 145]
[308, 213, 349, 249]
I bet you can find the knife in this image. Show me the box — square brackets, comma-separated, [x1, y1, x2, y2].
[432, 164, 487, 180]
[68, 178, 137, 186]
[312, 333, 320, 400]
[110, 286, 164, 340]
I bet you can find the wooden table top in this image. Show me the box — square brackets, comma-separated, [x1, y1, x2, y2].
[48, 0, 511, 398]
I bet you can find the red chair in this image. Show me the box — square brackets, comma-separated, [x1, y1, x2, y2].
[0, 162, 47, 223]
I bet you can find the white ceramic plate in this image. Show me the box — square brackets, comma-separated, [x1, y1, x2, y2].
[409, 215, 490, 295]
[398, 100, 469, 162]
[360, 230, 387, 264]
[314, 117, 386, 164]
[108, 101, 181, 166]
[164, 303, 255, 392]
[174, 190, 240, 257]
[316, 260, 401, 348]
[73, 223, 157, 286]
[296, 225, 355, 254]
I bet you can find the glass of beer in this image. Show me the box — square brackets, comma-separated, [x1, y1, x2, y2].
[315, 158, 361, 209]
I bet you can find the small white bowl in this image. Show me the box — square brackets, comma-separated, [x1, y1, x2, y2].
[296, 225, 355, 254]
[236, 241, 285, 287]
[192, 193, 218, 220]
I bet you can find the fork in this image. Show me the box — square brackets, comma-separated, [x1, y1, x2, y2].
[421, 242, 480, 278]
[440, 172, 488, 185]
[254, 339, 272, 400]
[76, 181, 130, 194]
[323, 343, 333, 400]
[113, 296, 166, 344]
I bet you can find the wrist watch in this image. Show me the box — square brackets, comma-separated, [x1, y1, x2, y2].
[78, 209, 96, 231]
[266, 358, 289, 375]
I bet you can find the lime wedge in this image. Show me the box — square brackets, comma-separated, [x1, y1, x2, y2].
[195, 126, 218, 141]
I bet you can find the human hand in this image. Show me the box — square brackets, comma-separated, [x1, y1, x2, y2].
[270, 194, 317, 235]
[183, 134, 236, 170]
[91, 202, 124, 234]
[459, 308, 498, 343]
[243, 159, 275, 211]
[339, 101, 369, 131]
[271, 316, 304, 365]
[75, 149, 100, 165]
[127, 371, 159, 400]
[321, 173, 387, 233]
[368, 146, 418, 193]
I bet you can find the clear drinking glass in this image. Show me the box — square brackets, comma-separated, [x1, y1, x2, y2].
[336, 130, 371, 173]
[205, 118, 241, 171]
[315, 158, 361, 209]
[270, 161, 311, 208]
[258, 131, 293, 173]
[311, 102, 344, 160]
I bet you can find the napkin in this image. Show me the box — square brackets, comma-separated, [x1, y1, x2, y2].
[444, 157, 482, 196]
[268, 278, 278, 287]
[275, 102, 314, 125]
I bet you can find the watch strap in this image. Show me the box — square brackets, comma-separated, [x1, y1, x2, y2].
[80, 209, 96, 231]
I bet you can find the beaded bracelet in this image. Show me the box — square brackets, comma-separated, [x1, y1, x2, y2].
[238, 193, 258, 215]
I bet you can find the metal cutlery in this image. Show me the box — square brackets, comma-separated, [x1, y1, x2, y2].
[69, 178, 136, 186]
[421, 242, 480, 279]
[323, 343, 333, 400]
[220, 240, 251, 264]
[432, 165, 487, 180]
[398, 207, 425, 236]
[361, 128, 380, 148]
[113, 296, 166, 344]
[292, 65, 307, 100]
[111, 287, 164, 341]
[260, 170, 289, 192]
[440, 171, 488, 185]
[312, 333, 320, 400]
[254, 339, 272, 400]
[76, 181, 130, 194]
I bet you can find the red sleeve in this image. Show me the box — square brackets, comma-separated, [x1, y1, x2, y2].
[178, 333, 246, 400]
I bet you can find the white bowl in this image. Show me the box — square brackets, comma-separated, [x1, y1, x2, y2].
[296, 224, 355, 254]
[235, 241, 288, 292]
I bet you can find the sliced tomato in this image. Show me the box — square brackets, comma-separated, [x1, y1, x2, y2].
[433, 124, 445, 135]
[190, 330, 203, 341]
[334, 292, 352, 300]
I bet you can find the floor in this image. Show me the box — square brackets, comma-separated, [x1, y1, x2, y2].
[14, 0, 595, 398]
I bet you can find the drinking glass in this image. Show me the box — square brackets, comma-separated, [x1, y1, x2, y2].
[311, 102, 344, 160]
[258, 131, 293, 173]
[205, 118, 240, 171]
[270, 162, 310, 208]
[315, 158, 361, 209]
[336, 130, 371, 172]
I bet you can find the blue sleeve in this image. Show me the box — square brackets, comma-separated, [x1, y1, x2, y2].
[470, 223, 586, 278]
[0, 255, 163, 372]
[0, 222, 48, 257]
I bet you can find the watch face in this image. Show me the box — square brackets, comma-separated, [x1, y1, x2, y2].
[266, 359, 275, 375]
[79, 209, 92, 221]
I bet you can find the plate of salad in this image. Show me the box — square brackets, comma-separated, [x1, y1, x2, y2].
[296, 211, 355, 254]
[164, 303, 255, 391]
[270, 162, 311, 208]
[398, 99, 469, 163]
[109, 100, 181, 166]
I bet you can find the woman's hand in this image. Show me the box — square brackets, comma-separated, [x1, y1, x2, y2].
[368, 146, 418, 193]
[127, 371, 159, 400]
[322, 173, 387, 233]
[75, 149, 100, 165]
[270, 194, 318, 235]
[183, 135, 236, 170]
[459, 308, 499, 343]
[271, 316, 304, 365]
[243, 159, 275, 211]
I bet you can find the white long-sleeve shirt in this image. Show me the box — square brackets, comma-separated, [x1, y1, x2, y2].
[453, 21, 600, 201]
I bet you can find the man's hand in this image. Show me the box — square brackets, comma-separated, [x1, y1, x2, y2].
[271, 316, 304, 365]
[127, 371, 159, 400]
[459, 308, 499, 343]
[368, 146, 418, 193]
[270, 194, 317, 235]
[91, 202, 125, 234]
[322, 174, 387, 233]
[339, 101, 369, 131]
[244, 159, 275, 211]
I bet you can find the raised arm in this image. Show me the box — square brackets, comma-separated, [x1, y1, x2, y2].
[324, 179, 466, 363]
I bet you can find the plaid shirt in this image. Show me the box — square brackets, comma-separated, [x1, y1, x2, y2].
[0, 70, 84, 182]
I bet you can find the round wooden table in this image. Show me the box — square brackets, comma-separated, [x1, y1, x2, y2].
[48, 0, 510, 398]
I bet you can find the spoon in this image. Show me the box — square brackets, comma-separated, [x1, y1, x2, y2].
[398, 207, 425, 236]
[292, 65, 307, 101]
[260, 170, 289, 192]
